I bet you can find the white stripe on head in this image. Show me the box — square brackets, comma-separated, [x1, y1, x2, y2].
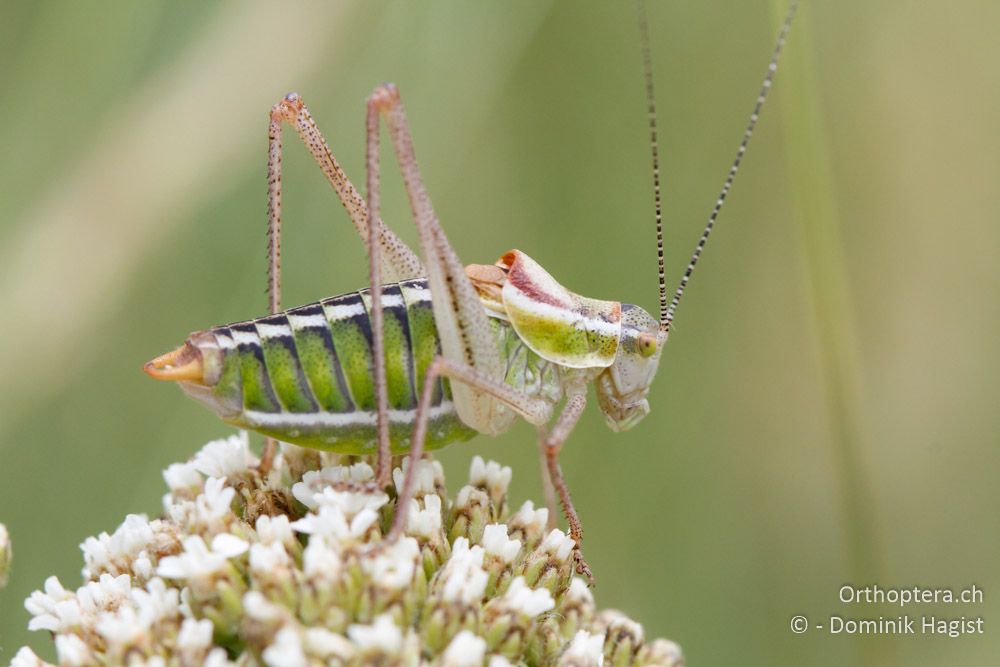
[505, 287, 621, 337]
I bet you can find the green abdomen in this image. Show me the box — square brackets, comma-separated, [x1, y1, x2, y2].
[201, 279, 476, 454]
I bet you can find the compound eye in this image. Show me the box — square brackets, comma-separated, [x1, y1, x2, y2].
[638, 332, 657, 357]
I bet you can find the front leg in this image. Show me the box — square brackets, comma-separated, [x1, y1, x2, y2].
[540, 392, 592, 582]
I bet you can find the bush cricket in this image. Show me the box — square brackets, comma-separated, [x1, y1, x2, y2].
[145, 1, 798, 580]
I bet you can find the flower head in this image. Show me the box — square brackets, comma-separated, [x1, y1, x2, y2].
[14, 433, 682, 665]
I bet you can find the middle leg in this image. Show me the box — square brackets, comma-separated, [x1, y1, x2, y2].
[386, 356, 594, 580]
[364, 90, 392, 487]
[539, 392, 591, 581]
[537, 436, 560, 532]
[387, 355, 554, 544]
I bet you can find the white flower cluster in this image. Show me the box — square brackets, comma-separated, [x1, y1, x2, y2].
[12, 434, 682, 666]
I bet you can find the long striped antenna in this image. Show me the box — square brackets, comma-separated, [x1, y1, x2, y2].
[635, 0, 668, 327]
[662, 1, 799, 331]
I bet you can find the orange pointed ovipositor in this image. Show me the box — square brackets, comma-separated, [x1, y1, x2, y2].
[143, 343, 204, 383]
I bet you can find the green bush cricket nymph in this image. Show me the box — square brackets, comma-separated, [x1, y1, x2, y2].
[145, 2, 798, 580]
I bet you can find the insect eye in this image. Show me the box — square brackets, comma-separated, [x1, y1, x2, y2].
[638, 333, 657, 357]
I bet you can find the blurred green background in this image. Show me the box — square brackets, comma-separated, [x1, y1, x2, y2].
[1, 1, 998, 664]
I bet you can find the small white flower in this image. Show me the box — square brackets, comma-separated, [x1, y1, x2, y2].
[10, 647, 51, 667]
[156, 534, 245, 580]
[498, 576, 555, 617]
[204, 648, 238, 667]
[481, 524, 521, 563]
[362, 536, 420, 591]
[302, 627, 355, 661]
[177, 617, 214, 652]
[130, 657, 166, 667]
[560, 630, 606, 666]
[442, 630, 487, 667]
[597, 611, 644, 647]
[263, 627, 308, 667]
[195, 477, 237, 527]
[254, 514, 295, 546]
[192, 431, 256, 478]
[347, 613, 403, 653]
[539, 528, 575, 562]
[489, 656, 515, 667]
[311, 485, 388, 519]
[292, 463, 375, 510]
[454, 485, 486, 511]
[80, 514, 146, 579]
[130, 577, 180, 623]
[39, 600, 81, 632]
[292, 504, 377, 542]
[242, 590, 288, 623]
[509, 501, 549, 534]
[80, 513, 155, 579]
[392, 457, 443, 497]
[27, 573, 135, 634]
[439, 538, 488, 605]
[54, 633, 91, 667]
[77, 573, 132, 614]
[24, 576, 74, 631]
[212, 533, 250, 557]
[469, 456, 512, 499]
[406, 494, 443, 538]
[644, 638, 684, 666]
[249, 541, 291, 574]
[97, 582, 179, 652]
[132, 555, 154, 580]
[164, 497, 195, 526]
[162, 461, 203, 494]
[95, 604, 148, 647]
[565, 577, 595, 607]
[301, 536, 342, 583]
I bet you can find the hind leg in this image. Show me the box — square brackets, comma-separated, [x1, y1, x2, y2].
[258, 93, 427, 474]
[364, 84, 509, 498]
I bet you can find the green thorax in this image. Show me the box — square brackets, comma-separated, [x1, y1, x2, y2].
[470, 250, 622, 369]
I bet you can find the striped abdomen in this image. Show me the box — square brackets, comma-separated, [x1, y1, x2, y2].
[184, 279, 476, 454]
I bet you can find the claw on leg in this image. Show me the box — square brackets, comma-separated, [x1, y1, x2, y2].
[547, 442, 593, 585]
[574, 549, 595, 586]
[541, 392, 591, 582]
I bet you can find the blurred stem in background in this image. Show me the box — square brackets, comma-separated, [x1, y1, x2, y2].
[772, 3, 890, 665]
